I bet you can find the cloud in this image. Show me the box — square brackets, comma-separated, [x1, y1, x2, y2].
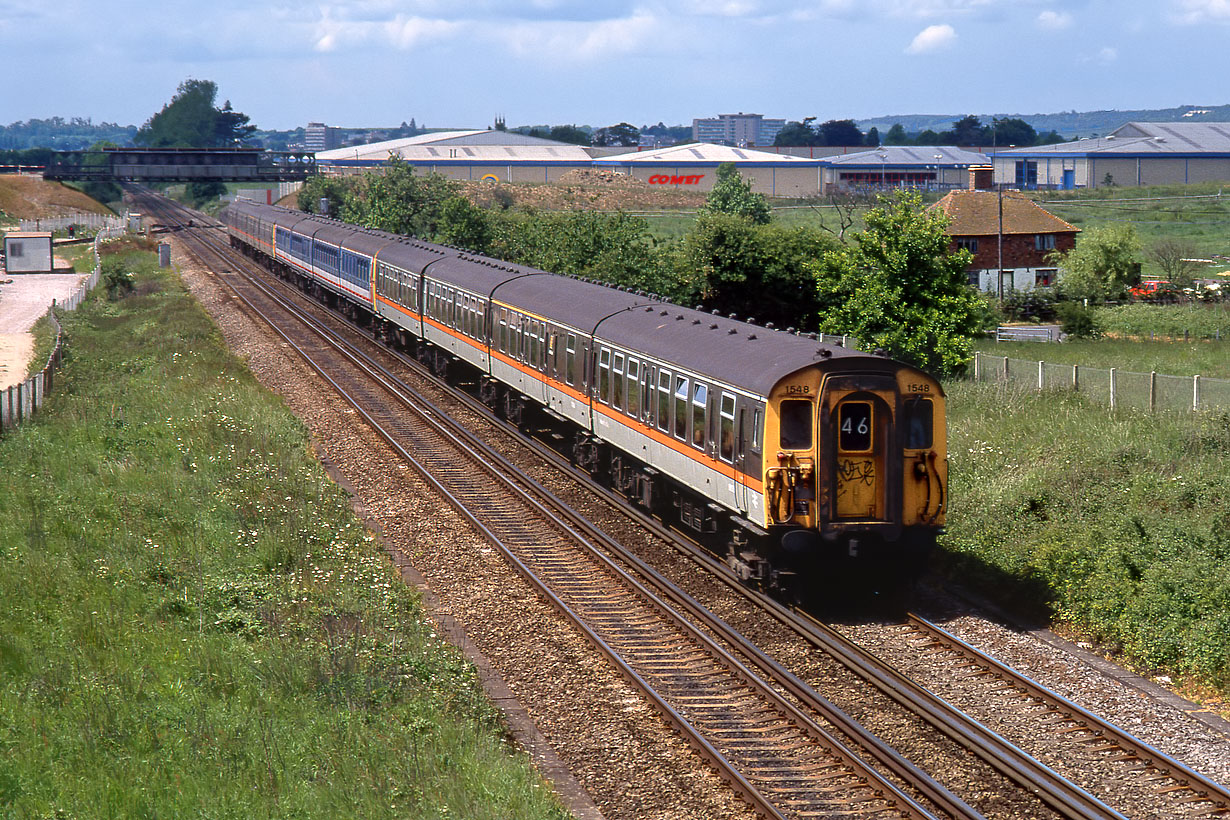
[905, 23, 957, 53]
[496, 11, 658, 61]
[1172, 0, 1230, 23]
[1036, 10, 1073, 29]
[1083, 45, 1118, 64]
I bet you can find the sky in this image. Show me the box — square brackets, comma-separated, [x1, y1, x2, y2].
[2, 0, 1228, 133]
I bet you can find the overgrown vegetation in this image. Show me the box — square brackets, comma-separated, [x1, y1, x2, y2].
[941, 381, 1230, 695]
[0, 252, 567, 818]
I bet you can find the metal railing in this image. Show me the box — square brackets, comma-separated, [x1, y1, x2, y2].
[18, 212, 126, 233]
[971, 351, 1230, 413]
[0, 227, 122, 433]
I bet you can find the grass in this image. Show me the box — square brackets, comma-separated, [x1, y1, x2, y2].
[0, 251, 567, 818]
[976, 335, 1230, 379]
[25, 313, 58, 379]
[940, 377, 1230, 697]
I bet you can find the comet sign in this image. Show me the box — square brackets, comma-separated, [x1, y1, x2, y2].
[648, 174, 705, 185]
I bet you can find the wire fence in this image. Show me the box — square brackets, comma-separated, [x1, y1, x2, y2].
[971, 351, 1230, 413]
[0, 227, 123, 433]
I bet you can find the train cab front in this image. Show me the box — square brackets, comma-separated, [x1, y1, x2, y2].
[760, 363, 947, 591]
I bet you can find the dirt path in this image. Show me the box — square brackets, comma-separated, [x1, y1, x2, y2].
[0, 273, 88, 390]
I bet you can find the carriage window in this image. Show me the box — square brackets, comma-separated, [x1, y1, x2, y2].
[565, 334, 576, 386]
[529, 321, 541, 367]
[691, 383, 708, 449]
[752, 408, 762, 451]
[904, 397, 933, 449]
[838, 402, 873, 452]
[719, 394, 736, 463]
[657, 370, 672, 432]
[498, 311, 508, 352]
[612, 354, 625, 410]
[779, 399, 813, 450]
[598, 348, 611, 404]
[538, 324, 547, 371]
[674, 376, 689, 441]
[626, 359, 640, 418]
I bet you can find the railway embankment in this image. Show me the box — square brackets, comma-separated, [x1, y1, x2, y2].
[0, 251, 568, 818]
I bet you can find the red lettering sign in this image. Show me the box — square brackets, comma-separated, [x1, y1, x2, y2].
[648, 174, 705, 185]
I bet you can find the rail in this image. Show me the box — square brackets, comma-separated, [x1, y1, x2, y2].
[0, 226, 123, 432]
[971, 351, 1230, 413]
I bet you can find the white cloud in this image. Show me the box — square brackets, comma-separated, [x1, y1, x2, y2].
[1036, 10, 1073, 29]
[887, 0, 990, 17]
[496, 12, 657, 61]
[1173, 0, 1230, 23]
[1087, 45, 1118, 63]
[905, 23, 957, 53]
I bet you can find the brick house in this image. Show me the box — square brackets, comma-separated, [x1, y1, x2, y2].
[931, 190, 1079, 294]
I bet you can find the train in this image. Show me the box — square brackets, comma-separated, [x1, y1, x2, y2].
[221, 198, 947, 594]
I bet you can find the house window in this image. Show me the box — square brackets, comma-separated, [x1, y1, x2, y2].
[967, 270, 980, 288]
[956, 238, 978, 253]
[1035, 269, 1057, 288]
[1035, 234, 1056, 251]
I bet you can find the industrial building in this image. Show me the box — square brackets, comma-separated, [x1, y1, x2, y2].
[992, 122, 1230, 189]
[315, 130, 593, 183]
[819, 146, 990, 192]
[592, 143, 822, 196]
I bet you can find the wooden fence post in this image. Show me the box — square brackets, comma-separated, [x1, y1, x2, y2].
[1149, 371, 1156, 412]
[1194, 375, 1201, 412]
[1002, 355, 1009, 381]
[1109, 368, 1117, 411]
[1038, 360, 1045, 391]
[1072, 364, 1079, 392]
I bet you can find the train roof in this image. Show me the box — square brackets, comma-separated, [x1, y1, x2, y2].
[491, 268, 867, 396]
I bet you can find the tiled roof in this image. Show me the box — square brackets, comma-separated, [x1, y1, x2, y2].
[931, 190, 1080, 236]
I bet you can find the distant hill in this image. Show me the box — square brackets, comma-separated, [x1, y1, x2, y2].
[856, 105, 1230, 140]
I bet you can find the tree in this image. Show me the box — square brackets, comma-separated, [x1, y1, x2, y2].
[884, 124, 909, 145]
[812, 190, 988, 377]
[591, 122, 640, 147]
[297, 174, 356, 217]
[988, 117, 1036, 148]
[818, 119, 864, 146]
[683, 214, 836, 329]
[864, 127, 880, 147]
[1048, 224, 1142, 302]
[437, 196, 494, 254]
[343, 157, 457, 238]
[774, 119, 818, 146]
[945, 115, 987, 146]
[135, 79, 254, 148]
[548, 124, 590, 145]
[1148, 238, 1202, 288]
[916, 129, 941, 144]
[699, 163, 771, 225]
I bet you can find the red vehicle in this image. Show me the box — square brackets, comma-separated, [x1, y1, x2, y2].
[1130, 280, 1179, 301]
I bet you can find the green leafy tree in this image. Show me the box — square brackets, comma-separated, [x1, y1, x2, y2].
[296, 174, 356, 217]
[812, 190, 987, 377]
[818, 119, 864, 146]
[916, 129, 941, 144]
[436, 196, 494, 253]
[185, 180, 227, 208]
[343, 157, 457, 237]
[944, 115, 988, 145]
[699, 163, 771, 225]
[884, 124, 909, 145]
[774, 119, 818, 146]
[864, 127, 880, 147]
[1048, 224, 1142, 302]
[683, 215, 836, 329]
[988, 117, 1036, 147]
[135, 79, 253, 148]
[548, 124, 591, 145]
[591, 122, 640, 147]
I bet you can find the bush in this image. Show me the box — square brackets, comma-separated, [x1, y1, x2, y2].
[1055, 300, 1100, 338]
[1001, 288, 1058, 323]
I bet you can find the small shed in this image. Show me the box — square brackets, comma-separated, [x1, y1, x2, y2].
[3, 231, 54, 274]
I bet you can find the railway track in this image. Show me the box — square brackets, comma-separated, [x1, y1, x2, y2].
[137, 190, 1229, 820]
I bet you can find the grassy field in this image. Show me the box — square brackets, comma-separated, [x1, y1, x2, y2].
[1033, 182, 1230, 277]
[977, 334, 1230, 379]
[940, 372, 1230, 700]
[0, 250, 567, 818]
